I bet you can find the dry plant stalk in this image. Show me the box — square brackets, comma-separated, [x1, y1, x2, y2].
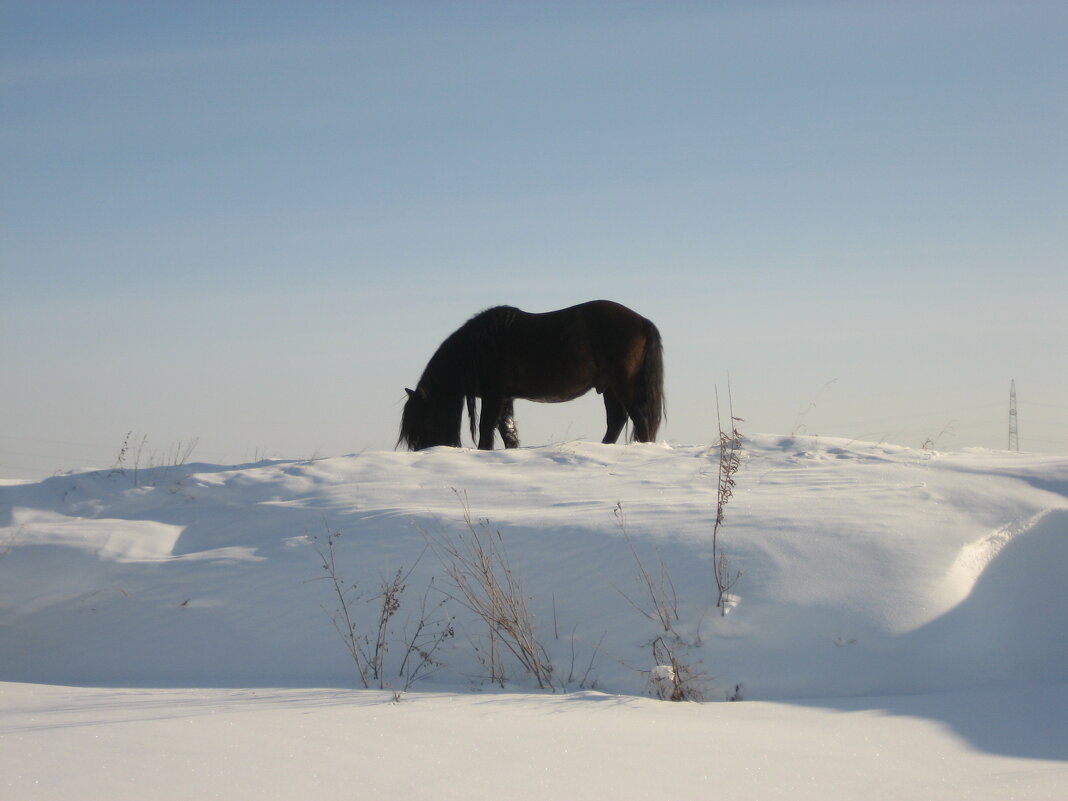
[397, 578, 455, 689]
[650, 636, 703, 701]
[432, 489, 554, 691]
[613, 503, 704, 701]
[713, 385, 744, 612]
[312, 523, 370, 687]
[368, 567, 405, 685]
[613, 502, 679, 636]
[312, 522, 447, 691]
[108, 432, 199, 487]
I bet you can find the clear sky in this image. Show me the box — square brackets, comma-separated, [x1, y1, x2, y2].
[3, 1, 1066, 478]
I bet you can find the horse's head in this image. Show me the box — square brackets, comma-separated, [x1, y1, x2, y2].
[398, 386, 463, 450]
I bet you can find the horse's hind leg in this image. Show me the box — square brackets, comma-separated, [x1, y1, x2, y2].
[602, 391, 629, 444]
[628, 395, 657, 442]
[630, 412, 652, 442]
[497, 398, 520, 448]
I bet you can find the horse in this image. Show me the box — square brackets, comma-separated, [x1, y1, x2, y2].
[398, 300, 664, 450]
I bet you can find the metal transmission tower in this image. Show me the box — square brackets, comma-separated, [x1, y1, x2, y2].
[1008, 379, 1019, 451]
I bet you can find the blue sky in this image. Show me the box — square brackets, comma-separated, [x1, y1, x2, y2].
[2, 1, 1066, 478]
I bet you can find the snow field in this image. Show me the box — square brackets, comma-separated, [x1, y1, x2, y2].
[2, 434, 1067, 798]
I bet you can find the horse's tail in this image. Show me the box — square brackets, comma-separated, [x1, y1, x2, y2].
[635, 319, 665, 441]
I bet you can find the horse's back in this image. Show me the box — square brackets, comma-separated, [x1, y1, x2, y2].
[520, 300, 651, 337]
[550, 299, 646, 323]
[568, 300, 658, 348]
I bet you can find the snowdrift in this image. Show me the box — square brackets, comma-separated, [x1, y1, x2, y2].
[3, 434, 1066, 700]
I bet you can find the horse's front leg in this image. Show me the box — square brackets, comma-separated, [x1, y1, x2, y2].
[478, 394, 502, 450]
[602, 391, 628, 444]
[497, 398, 520, 448]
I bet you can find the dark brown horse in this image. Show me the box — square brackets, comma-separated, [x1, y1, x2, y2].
[399, 300, 664, 450]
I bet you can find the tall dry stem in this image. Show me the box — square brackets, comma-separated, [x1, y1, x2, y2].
[713, 383, 744, 612]
[312, 522, 370, 687]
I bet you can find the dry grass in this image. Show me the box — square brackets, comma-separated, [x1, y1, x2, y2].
[430, 490, 555, 690]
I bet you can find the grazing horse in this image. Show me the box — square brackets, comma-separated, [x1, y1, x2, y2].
[399, 300, 664, 450]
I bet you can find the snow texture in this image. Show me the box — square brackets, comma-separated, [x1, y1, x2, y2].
[2, 434, 1067, 799]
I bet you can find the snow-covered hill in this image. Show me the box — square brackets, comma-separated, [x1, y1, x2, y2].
[3, 435, 1067, 799]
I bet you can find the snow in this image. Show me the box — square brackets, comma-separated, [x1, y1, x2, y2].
[2, 434, 1067, 799]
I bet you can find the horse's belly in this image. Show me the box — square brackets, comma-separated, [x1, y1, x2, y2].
[503, 361, 601, 404]
[525, 387, 593, 403]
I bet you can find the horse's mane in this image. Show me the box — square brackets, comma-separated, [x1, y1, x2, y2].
[418, 306, 519, 442]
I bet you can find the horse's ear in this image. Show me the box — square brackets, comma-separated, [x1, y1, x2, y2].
[405, 387, 416, 399]
[405, 387, 429, 401]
